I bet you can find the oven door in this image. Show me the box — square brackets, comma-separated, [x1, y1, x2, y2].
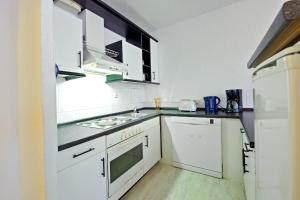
[107, 134, 144, 197]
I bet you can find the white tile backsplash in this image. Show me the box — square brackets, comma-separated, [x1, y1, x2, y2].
[144, 101, 179, 108]
[56, 74, 146, 123]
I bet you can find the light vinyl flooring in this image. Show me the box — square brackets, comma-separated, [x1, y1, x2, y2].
[121, 163, 245, 200]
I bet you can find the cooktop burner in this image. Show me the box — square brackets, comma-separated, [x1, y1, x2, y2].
[76, 116, 134, 130]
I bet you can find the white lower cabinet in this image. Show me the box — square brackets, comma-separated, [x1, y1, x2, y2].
[144, 124, 161, 173]
[221, 119, 244, 183]
[57, 117, 161, 200]
[242, 130, 255, 200]
[57, 137, 107, 200]
[58, 151, 107, 200]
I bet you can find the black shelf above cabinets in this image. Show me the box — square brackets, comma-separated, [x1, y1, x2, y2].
[143, 65, 152, 82]
[141, 34, 152, 81]
[74, 0, 158, 49]
[142, 34, 150, 52]
[126, 26, 142, 48]
[142, 50, 151, 67]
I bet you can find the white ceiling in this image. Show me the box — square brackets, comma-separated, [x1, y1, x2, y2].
[102, 0, 243, 31]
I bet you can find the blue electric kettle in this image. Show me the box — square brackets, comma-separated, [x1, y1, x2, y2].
[204, 96, 221, 114]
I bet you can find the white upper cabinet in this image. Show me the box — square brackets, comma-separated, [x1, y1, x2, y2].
[123, 42, 143, 81]
[80, 9, 105, 52]
[150, 39, 159, 83]
[53, 2, 83, 74]
[105, 29, 143, 81]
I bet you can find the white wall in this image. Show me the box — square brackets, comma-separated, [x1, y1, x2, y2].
[56, 75, 146, 123]
[0, 1, 20, 200]
[146, 0, 286, 108]
[41, 0, 58, 199]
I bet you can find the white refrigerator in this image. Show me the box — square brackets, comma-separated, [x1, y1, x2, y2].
[253, 45, 300, 200]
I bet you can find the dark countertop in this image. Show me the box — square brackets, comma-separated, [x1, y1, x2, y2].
[58, 108, 254, 151]
[57, 112, 160, 151]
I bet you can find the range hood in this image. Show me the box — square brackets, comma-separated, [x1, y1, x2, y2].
[82, 44, 127, 75]
[80, 9, 127, 75]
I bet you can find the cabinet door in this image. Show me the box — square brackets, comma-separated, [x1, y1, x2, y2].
[221, 119, 244, 183]
[123, 42, 143, 81]
[53, 3, 83, 73]
[244, 148, 255, 200]
[58, 151, 107, 200]
[144, 125, 161, 173]
[150, 39, 159, 83]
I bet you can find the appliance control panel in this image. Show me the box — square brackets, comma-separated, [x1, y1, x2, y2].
[107, 125, 143, 147]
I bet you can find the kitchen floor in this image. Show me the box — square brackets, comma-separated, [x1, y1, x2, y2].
[121, 163, 245, 200]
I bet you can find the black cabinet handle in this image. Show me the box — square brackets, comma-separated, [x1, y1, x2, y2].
[78, 51, 82, 68]
[242, 149, 249, 173]
[145, 135, 149, 147]
[240, 128, 245, 134]
[152, 72, 155, 80]
[101, 158, 105, 177]
[55, 64, 59, 78]
[244, 143, 253, 152]
[73, 148, 95, 158]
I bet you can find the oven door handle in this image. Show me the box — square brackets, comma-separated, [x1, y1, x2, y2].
[101, 158, 105, 177]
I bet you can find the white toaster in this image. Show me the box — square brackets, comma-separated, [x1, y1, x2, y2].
[178, 99, 197, 112]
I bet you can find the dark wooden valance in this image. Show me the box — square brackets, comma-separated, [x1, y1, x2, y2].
[248, 0, 300, 68]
